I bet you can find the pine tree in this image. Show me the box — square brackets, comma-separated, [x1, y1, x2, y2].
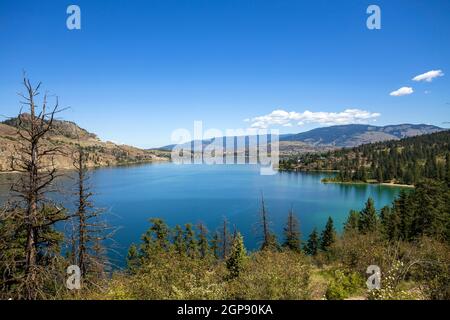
[282, 208, 301, 252]
[184, 223, 198, 257]
[320, 217, 336, 251]
[197, 223, 210, 258]
[226, 232, 246, 279]
[210, 231, 220, 259]
[344, 210, 360, 234]
[259, 195, 278, 251]
[359, 198, 379, 233]
[380, 206, 400, 240]
[126, 244, 140, 272]
[304, 228, 319, 256]
[173, 225, 185, 255]
[446, 153, 450, 186]
[149, 218, 170, 250]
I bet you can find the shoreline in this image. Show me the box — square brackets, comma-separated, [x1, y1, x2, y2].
[0, 158, 170, 175]
[322, 179, 415, 188]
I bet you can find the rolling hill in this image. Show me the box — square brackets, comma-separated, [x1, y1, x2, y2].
[0, 116, 170, 172]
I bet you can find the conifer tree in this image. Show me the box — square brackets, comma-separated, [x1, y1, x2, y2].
[210, 231, 220, 259]
[304, 228, 319, 256]
[197, 223, 210, 258]
[359, 198, 379, 233]
[173, 225, 185, 255]
[226, 232, 246, 279]
[184, 223, 198, 257]
[343, 210, 360, 234]
[126, 244, 140, 272]
[282, 208, 301, 252]
[259, 195, 278, 251]
[320, 217, 336, 251]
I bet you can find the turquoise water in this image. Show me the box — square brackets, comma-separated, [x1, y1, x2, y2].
[0, 163, 403, 264]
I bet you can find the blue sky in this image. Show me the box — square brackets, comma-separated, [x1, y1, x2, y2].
[0, 0, 449, 148]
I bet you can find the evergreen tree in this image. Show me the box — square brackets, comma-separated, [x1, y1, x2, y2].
[320, 217, 336, 251]
[410, 180, 449, 241]
[343, 210, 360, 234]
[210, 231, 220, 259]
[197, 223, 210, 258]
[380, 206, 400, 240]
[184, 223, 198, 257]
[226, 232, 247, 279]
[304, 228, 319, 256]
[446, 153, 450, 186]
[173, 225, 185, 255]
[259, 195, 278, 251]
[282, 208, 301, 252]
[359, 198, 379, 233]
[126, 244, 140, 272]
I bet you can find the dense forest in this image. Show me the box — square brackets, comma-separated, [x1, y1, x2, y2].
[0, 79, 449, 300]
[279, 130, 450, 185]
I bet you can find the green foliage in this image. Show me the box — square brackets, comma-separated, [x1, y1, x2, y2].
[183, 223, 198, 258]
[325, 270, 364, 300]
[227, 251, 311, 300]
[320, 217, 336, 251]
[282, 130, 450, 186]
[359, 198, 379, 233]
[344, 210, 360, 234]
[226, 232, 247, 279]
[304, 228, 319, 256]
[282, 209, 302, 252]
[367, 261, 418, 300]
[172, 225, 185, 255]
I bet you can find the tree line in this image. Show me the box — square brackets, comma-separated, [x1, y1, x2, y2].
[280, 130, 450, 185]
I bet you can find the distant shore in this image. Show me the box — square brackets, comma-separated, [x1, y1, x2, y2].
[321, 179, 415, 188]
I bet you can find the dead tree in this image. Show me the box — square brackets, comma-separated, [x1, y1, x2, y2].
[219, 217, 231, 259]
[259, 194, 277, 250]
[71, 142, 112, 282]
[7, 77, 67, 299]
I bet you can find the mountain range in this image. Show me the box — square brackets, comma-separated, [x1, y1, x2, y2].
[160, 124, 445, 155]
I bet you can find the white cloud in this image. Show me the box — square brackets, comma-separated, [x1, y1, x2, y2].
[412, 70, 444, 82]
[390, 87, 414, 97]
[247, 108, 381, 129]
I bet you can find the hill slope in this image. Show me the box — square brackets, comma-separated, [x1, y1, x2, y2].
[0, 117, 169, 172]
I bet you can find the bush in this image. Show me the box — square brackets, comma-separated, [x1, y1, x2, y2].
[227, 251, 311, 300]
[325, 270, 364, 300]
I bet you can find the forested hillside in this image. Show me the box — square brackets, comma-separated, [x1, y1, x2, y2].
[280, 130, 450, 185]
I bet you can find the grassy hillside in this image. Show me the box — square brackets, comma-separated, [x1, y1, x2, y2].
[0, 116, 170, 172]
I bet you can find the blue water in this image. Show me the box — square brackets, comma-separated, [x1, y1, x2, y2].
[0, 163, 404, 265]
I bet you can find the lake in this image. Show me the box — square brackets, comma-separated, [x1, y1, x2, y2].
[0, 163, 403, 266]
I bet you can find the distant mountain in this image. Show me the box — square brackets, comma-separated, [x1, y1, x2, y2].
[158, 124, 444, 155]
[0, 116, 169, 172]
[279, 124, 444, 148]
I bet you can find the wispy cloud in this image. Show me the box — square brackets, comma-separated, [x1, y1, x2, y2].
[247, 109, 381, 129]
[390, 87, 414, 97]
[412, 70, 444, 82]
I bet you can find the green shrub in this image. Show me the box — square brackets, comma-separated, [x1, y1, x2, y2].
[325, 270, 364, 300]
